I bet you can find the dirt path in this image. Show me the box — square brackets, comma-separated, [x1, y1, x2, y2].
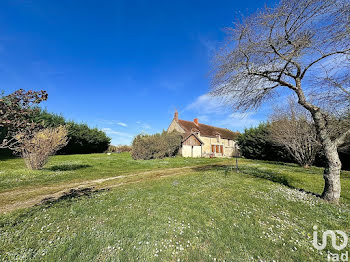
[0, 163, 227, 214]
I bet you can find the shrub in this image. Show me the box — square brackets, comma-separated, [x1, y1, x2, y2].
[20, 126, 68, 170]
[107, 145, 132, 153]
[164, 131, 183, 158]
[60, 122, 110, 154]
[29, 109, 111, 154]
[131, 134, 160, 160]
[32, 109, 66, 127]
[107, 145, 118, 152]
[131, 131, 182, 160]
[237, 123, 292, 162]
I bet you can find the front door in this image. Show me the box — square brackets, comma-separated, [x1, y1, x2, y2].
[192, 145, 202, 157]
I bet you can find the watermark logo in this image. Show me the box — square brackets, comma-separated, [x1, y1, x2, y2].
[313, 225, 348, 261]
[313, 225, 348, 251]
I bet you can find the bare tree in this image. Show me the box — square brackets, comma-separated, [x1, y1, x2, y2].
[268, 98, 320, 168]
[211, 0, 350, 203]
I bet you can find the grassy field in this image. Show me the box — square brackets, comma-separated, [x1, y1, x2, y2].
[0, 153, 227, 212]
[0, 153, 225, 192]
[0, 153, 350, 261]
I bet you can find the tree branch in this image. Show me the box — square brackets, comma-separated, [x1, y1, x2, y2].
[335, 128, 350, 147]
[269, 44, 301, 77]
[248, 71, 297, 90]
[301, 49, 350, 79]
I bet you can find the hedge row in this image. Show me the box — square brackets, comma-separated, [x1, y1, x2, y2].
[1, 109, 111, 156]
[238, 123, 350, 170]
[36, 110, 111, 154]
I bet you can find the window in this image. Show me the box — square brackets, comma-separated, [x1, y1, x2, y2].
[211, 145, 215, 153]
[216, 135, 220, 143]
[216, 145, 219, 153]
[220, 145, 223, 154]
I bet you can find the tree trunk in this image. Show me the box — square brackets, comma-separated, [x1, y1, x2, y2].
[295, 83, 342, 203]
[321, 142, 341, 203]
[312, 111, 342, 204]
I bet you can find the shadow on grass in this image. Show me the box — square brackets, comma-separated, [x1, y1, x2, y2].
[250, 159, 298, 168]
[0, 187, 108, 228]
[193, 163, 321, 198]
[192, 164, 229, 172]
[40, 187, 108, 206]
[240, 166, 321, 198]
[45, 164, 92, 171]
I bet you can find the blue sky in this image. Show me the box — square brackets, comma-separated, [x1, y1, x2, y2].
[0, 0, 275, 145]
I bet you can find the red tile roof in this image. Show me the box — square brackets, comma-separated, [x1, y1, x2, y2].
[177, 119, 239, 140]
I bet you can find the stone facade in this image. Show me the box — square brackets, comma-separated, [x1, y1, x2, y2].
[167, 111, 239, 158]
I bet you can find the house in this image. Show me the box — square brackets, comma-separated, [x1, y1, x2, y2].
[167, 110, 239, 158]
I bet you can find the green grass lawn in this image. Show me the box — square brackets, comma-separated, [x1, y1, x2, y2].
[0, 153, 350, 261]
[0, 152, 225, 193]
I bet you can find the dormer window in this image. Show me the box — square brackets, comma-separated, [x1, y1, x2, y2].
[216, 134, 220, 143]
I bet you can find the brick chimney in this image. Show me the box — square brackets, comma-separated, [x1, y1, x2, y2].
[174, 110, 179, 121]
[194, 118, 199, 125]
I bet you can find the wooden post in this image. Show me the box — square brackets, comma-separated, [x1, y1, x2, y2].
[235, 143, 239, 173]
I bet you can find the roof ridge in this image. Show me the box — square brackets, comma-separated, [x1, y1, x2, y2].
[179, 119, 235, 133]
[178, 119, 192, 123]
[198, 122, 235, 132]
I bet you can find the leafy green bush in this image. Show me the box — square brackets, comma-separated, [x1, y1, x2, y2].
[131, 131, 182, 160]
[33, 109, 110, 155]
[237, 123, 292, 162]
[61, 122, 110, 155]
[32, 109, 66, 127]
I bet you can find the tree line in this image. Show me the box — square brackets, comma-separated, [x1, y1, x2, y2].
[238, 99, 350, 170]
[238, 124, 350, 171]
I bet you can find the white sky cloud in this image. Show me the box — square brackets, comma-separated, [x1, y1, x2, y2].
[98, 119, 128, 127]
[136, 121, 151, 130]
[197, 115, 210, 123]
[102, 128, 133, 138]
[185, 94, 230, 115]
[214, 112, 261, 130]
[185, 93, 266, 131]
[117, 122, 127, 127]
